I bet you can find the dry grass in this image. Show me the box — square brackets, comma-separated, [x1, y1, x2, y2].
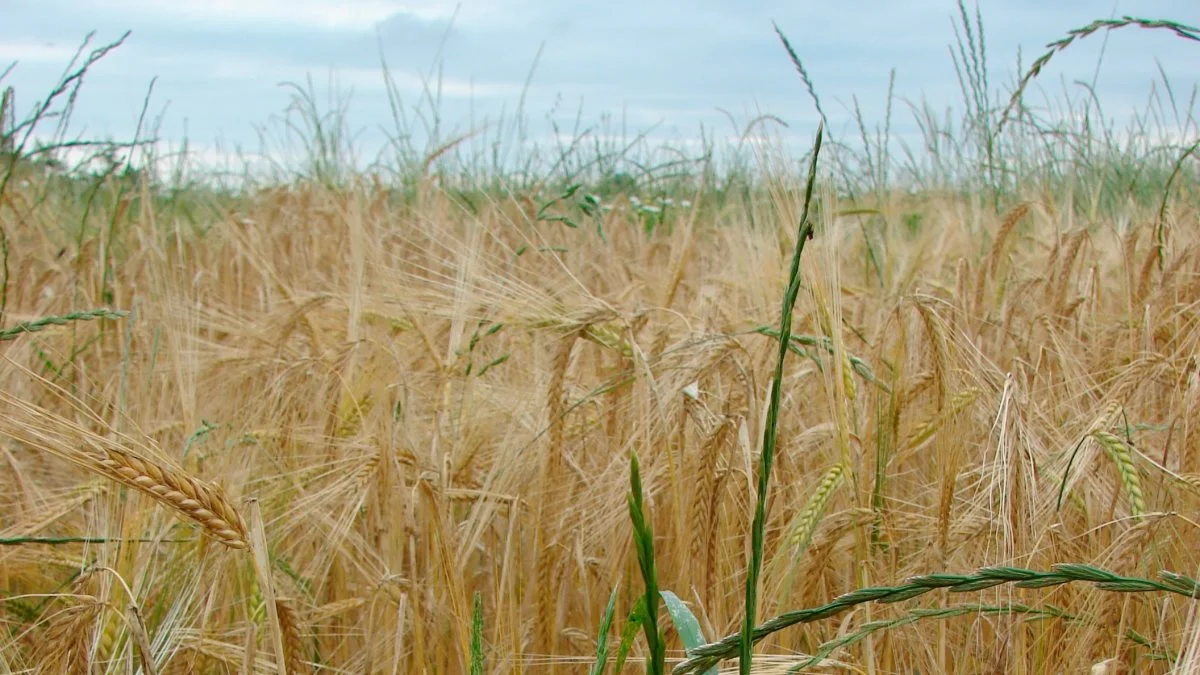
[3, 151, 1200, 673]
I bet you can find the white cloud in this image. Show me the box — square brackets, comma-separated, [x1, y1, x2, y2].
[188, 51, 524, 98]
[3, 0, 1196, 172]
[77, 0, 462, 32]
[0, 40, 80, 64]
[311, 66, 524, 99]
[27, 132, 305, 182]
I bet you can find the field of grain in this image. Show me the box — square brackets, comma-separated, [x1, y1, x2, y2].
[3, 14, 1200, 675]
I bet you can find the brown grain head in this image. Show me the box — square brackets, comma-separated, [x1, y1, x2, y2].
[91, 445, 249, 550]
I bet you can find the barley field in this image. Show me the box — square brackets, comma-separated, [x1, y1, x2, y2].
[3, 13, 1200, 675]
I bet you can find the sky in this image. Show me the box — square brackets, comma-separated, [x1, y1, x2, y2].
[2, 0, 1198, 176]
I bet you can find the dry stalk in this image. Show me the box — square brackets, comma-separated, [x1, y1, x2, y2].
[534, 330, 580, 659]
[980, 202, 1031, 289]
[1090, 519, 1159, 662]
[690, 415, 736, 603]
[275, 597, 310, 675]
[34, 596, 101, 675]
[127, 605, 158, 675]
[247, 499, 287, 675]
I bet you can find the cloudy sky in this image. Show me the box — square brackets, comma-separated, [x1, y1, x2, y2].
[2, 0, 1198, 174]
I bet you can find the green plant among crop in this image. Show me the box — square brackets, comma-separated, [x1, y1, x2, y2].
[674, 565, 1200, 674]
[0, 308, 127, 342]
[627, 452, 665, 675]
[470, 591, 485, 675]
[737, 118, 824, 675]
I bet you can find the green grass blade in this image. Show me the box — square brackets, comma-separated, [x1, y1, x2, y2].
[674, 563, 1199, 674]
[629, 451, 665, 675]
[0, 308, 128, 342]
[660, 591, 717, 675]
[614, 595, 647, 674]
[470, 591, 484, 675]
[589, 586, 620, 675]
[740, 120, 825, 675]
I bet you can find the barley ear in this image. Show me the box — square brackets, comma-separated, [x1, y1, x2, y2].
[785, 463, 846, 558]
[34, 596, 101, 675]
[275, 597, 310, 675]
[1093, 431, 1145, 518]
[91, 446, 250, 549]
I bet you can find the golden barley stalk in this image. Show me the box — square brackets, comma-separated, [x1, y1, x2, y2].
[275, 598, 310, 675]
[1092, 519, 1158, 659]
[978, 202, 1031, 298]
[905, 388, 981, 450]
[247, 499, 288, 675]
[690, 416, 735, 602]
[91, 445, 250, 549]
[1134, 243, 1160, 304]
[799, 508, 877, 601]
[534, 330, 579, 656]
[937, 467, 957, 557]
[1054, 229, 1087, 308]
[955, 257, 971, 320]
[690, 418, 732, 543]
[128, 605, 158, 675]
[1087, 400, 1123, 435]
[35, 598, 101, 675]
[1175, 472, 1200, 495]
[334, 388, 373, 438]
